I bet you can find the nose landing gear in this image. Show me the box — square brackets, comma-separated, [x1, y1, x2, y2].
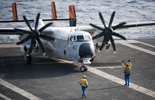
[80, 58, 90, 72]
[80, 66, 88, 72]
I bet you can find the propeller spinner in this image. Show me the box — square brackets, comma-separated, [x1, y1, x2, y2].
[15, 13, 55, 56]
[90, 11, 127, 52]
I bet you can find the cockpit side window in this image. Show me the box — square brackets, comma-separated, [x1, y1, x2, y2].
[70, 36, 73, 41]
[74, 36, 76, 41]
[84, 35, 91, 40]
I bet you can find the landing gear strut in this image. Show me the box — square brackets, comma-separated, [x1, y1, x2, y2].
[80, 66, 87, 72]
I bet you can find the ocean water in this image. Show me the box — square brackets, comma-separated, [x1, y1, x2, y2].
[0, 0, 155, 42]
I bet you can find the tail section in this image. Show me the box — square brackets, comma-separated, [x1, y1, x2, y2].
[12, 2, 18, 20]
[69, 5, 76, 27]
[51, 1, 57, 19]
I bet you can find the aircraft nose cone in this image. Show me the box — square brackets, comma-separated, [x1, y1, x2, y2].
[79, 43, 95, 58]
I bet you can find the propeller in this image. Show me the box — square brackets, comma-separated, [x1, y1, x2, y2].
[15, 13, 54, 56]
[90, 11, 127, 52]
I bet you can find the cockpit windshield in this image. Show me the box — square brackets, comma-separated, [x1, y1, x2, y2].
[70, 34, 91, 42]
[77, 35, 84, 40]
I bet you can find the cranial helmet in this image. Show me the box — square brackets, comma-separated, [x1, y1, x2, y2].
[83, 75, 86, 79]
[126, 63, 129, 66]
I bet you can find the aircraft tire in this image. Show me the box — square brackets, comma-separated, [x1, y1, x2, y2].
[26, 55, 31, 64]
[80, 66, 87, 72]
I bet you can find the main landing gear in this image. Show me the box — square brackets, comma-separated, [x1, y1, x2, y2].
[24, 54, 31, 64]
[80, 66, 88, 72]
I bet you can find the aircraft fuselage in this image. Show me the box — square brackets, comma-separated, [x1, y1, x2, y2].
[20, 27, 95, 64]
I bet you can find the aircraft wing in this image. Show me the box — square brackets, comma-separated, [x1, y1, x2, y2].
[112, 22, 155, 29]
[79, 22, 155, 34]
[0, 27, 55, 35]
[0, 28, 27, 35]
[79, 26, 96, 33]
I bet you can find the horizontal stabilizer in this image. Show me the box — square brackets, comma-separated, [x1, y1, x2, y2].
[0, 18, 75, 23]
[1, 2, 75, 23]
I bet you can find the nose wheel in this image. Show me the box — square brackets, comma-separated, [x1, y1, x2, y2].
[80, 66, 87, 72]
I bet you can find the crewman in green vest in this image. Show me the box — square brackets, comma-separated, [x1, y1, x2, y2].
[78, 75, 88, 99]
[122, 60, 132, 86]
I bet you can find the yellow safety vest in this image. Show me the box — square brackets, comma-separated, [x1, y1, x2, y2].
[124, 67, 130, 74]
[78, 79, 88, 87]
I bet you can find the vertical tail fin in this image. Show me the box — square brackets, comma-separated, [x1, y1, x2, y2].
[51, 1, 57, 19]
[12, 2, 18, 20]
[69, 5, 76, 27]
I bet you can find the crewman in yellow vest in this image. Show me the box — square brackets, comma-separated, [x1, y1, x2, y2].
[78, 75, 88, 99]
[122, 60, 132, 86]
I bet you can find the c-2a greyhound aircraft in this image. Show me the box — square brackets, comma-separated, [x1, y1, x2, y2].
[0, 2, 155, 72]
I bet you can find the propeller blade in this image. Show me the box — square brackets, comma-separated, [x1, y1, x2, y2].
[40, 34, 55, 41]
[92, 32, 105, 40]
[112, 32, 126, 40]
[28, 38, 35, 54]
[16, 35, 31, 45]
[39, 22, 53, 33]
[112, 22, 126, 30]
[23, 15, 33, 31]
[100, 35, 108, 50]
[108, 11, 115, 27]
[109, 35, 116, 51]
[90, 23, 104, 31]
[35, 13, 40, 30]
[99, 12, 107, 28]
[14, 28, 31, 34]
[36, 37, 45, 53]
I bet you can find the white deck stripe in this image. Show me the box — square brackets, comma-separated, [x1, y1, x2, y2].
[87, 66, 155, 98]
[0, 79, 42, 100]
[93, 66, 122, 69]
[0, 44, 20, 48]
[126, 40, 155, 48]
[116, 40, 155, 56]
[0, 93, 11, 100]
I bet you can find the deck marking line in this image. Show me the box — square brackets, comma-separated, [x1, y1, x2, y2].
[88, 66, 155, 98]
[0, 79, 42, 100]
[116, 40, 155, 56]
[0, 93, 11, 100]
[0, 44, 20, 48]
[126, 40, 155, 48]
[93, 66, 122, 69]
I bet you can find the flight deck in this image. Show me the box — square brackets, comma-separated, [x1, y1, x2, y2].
[0, 38, 155, 100]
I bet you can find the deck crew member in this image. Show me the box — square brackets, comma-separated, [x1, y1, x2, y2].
[78, 75, 88, 99]
[122, 60, 132, 86]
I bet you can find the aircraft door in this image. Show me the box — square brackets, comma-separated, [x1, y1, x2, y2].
[63, 35, 79, 61]
[57, 35, 74, 60]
